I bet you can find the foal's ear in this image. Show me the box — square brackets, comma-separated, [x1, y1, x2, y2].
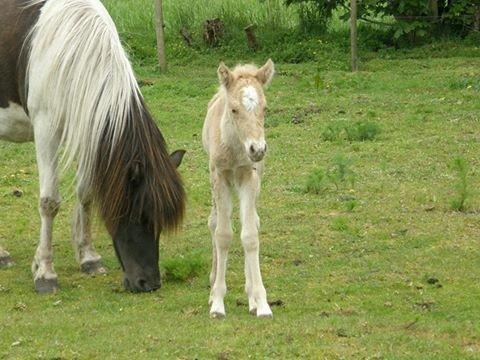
[256, 59, 275, 87]
[217, 62, 233, 88]
[170, 149, 186, 168]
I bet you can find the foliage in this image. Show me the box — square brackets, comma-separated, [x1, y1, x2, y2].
[285, 0, 480, 43]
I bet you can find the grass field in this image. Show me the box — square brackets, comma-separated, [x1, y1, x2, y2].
[1, 2, 480, 359]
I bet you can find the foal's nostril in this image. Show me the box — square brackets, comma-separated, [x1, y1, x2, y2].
[249, 144, 255, 154]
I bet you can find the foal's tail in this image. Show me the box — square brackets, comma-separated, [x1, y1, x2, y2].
[26, 0, 185, 234]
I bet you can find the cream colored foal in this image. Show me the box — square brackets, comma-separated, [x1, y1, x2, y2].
[202, 59, 275, 318]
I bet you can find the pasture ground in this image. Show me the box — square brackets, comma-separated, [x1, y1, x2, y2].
[1, 18, 480, 359]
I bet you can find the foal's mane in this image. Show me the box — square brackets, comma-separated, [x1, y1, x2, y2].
[26, 0, 184, 235]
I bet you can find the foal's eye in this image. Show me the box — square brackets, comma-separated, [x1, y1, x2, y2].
[232, 108, 238, 114]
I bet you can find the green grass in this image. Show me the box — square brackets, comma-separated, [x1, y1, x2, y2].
[2, 5, 480, 359]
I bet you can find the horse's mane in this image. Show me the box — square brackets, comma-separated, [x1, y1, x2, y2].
[26, 0, 184, 234]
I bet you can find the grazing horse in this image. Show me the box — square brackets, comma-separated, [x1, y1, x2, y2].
[203, 60, 275, 317]
[0, 0, 185, 293]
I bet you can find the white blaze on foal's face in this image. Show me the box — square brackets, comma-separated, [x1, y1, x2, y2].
[242, 85, 259, 112]
[240, 85, 266, 162]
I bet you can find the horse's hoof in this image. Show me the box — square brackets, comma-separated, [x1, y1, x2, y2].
[34, 277, 59, 294]
[0, 255, 13, 269]
[81, 260, 107, 275]
[249, 308, 257, 316]
[210, 311, 225, 319]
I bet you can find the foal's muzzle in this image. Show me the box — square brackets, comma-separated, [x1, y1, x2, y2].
[246, 139, 267, 162]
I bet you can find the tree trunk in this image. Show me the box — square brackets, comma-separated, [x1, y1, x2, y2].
[154, 0, 167, 72]
[244, 24, 259, 52]
[350, 0, 358, 71]
[429, 0, 439, 19]
[475, 5, 480, 32]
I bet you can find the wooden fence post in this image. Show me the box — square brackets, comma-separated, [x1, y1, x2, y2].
[350, 0, 358, 71]
[154, 0, 167, 72]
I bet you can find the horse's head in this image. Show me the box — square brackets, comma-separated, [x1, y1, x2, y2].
[113, 149, 186, 293]
[218, 59, 275, 162]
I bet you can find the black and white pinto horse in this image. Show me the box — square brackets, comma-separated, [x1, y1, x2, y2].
[0, 0, 186, 293]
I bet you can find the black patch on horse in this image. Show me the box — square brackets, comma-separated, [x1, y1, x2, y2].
[0, 0, 43, 109]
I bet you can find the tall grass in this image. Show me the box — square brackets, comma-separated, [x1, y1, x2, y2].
[101, 0, 357, 66]
[102, 0, 302, 65]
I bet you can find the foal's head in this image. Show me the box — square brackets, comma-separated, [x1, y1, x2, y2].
[218, 59, 275, 162]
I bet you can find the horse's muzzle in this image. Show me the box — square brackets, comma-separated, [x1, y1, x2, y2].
[123, 276, 160, 293]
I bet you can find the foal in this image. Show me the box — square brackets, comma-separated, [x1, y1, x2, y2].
[203, 60, 274, 317]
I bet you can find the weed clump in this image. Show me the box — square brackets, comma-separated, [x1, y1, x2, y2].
[450, 157, 471, 212]
[305, 168, 328, 194]
[304, 154, 356, 195]
[322, 121, 380, 142]
[162, 253, 204, 282]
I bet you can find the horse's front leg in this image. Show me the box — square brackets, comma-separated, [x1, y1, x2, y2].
[238, 169, 272, 317]
[0, 246, 13, 268]
[32, 118, 61, 293]
[72, 191, 106, 275]
[210, 169, 233, 318]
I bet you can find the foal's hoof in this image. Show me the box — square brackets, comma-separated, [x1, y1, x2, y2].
[256, 307, 273, 318]
[0, 255, 13, 269]
[34, 277, 59, 294]
[257, 312, 273, 318]
[81, 260, 107, 275]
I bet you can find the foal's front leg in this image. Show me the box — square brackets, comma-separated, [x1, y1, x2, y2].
[210, 169, 233, 318]
[32, 119, 61, 293]
[238, 170, 272, 317]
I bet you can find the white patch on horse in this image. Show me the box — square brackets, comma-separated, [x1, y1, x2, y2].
[0, 102, 33, 142]
[242, 86, 258, 112]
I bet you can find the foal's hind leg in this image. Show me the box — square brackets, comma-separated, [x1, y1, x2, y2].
[72, 191, 106, 275]
[0, 246, 13, 268]
[32, 119, 61, 293]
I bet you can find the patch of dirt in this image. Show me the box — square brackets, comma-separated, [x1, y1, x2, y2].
[268, 299, 285, 307]
[414, 300, 435, 311]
